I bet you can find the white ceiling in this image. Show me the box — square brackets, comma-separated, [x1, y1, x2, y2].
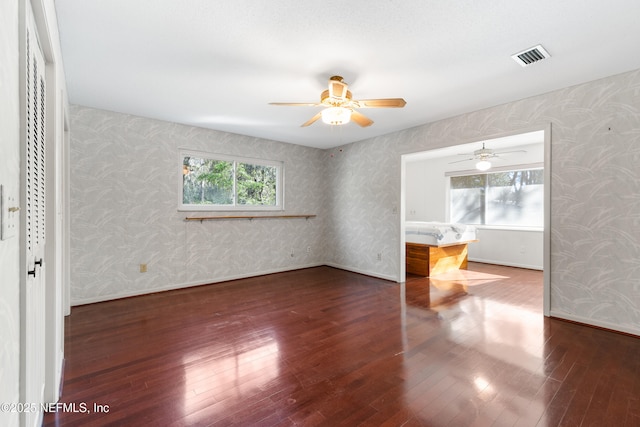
[54, 0, 640, 149]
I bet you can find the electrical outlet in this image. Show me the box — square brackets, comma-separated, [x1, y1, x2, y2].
[377, 252, 382, 261]
[290, 249, 295, 257]
[140, 263, 147, 273]
[306, 246, 311, 253]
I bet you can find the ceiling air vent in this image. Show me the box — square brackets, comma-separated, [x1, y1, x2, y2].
[512, 45, 550, 67]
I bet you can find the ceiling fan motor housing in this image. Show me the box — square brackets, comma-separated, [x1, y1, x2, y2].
[321, 89, 353, 106]
[474, 147, 495, 159]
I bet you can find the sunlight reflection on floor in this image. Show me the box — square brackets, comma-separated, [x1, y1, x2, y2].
[182, 335, 280, 416]
[429, 268, 509, 287]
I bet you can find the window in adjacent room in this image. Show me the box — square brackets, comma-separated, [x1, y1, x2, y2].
[449, 167, 543, 227]
[180, 150, 283, 211]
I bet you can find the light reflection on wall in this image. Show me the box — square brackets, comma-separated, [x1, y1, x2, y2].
[182, 336, 280, 415]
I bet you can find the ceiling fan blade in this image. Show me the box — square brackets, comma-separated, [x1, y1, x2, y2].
[350, 111, 374, 127]
[494, 149, 527, 155]
[449, 158, 475, 164]
[301, 112, 322, 127]
[272, 76, 405, 128]
[356, 98, 406, 108]
[269, 102, 321, 107]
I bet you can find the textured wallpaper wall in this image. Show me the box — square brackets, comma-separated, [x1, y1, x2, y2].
[324, 137, 401, 280]
[69, 106, 328, 304]
[71, 68, 640, 335]
[326, 68, 640, 335]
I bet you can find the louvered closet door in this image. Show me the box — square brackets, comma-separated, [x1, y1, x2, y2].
[22, 8, 47, 427]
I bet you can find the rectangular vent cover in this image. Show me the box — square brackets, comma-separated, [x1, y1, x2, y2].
[512, 45, 550, 67]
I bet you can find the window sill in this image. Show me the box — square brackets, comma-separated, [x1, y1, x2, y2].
[474, 225, 543, 232]
[184, 214, 316, 222]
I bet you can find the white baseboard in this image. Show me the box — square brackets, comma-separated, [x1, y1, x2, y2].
[468, 257, 543, 271]
[550, 309, 640, 337]
[324, 262, 398, 282]
[71, 263, 324, 306]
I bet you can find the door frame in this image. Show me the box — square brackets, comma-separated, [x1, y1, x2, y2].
[19, 2, 68, 425]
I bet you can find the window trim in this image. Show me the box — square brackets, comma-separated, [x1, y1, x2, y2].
[179, 149, 284, 212]
[445, 162, 544, 178]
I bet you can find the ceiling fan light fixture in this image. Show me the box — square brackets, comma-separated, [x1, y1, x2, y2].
[476, 160, 492, 171]
[270, 75, 405, 127]
[321, 106, 351, 125]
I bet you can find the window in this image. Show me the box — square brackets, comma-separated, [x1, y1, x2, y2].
[180, 150, 283, 211]
[450, 168, 543, 227]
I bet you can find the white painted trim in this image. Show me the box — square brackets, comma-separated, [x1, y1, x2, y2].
[543, 123, 551, 317]
[474, 225, 543, 233]
[468, 258, 542, 271]
[71, 263, 325, 306]
[550, 310, 640, 338]
[324, 262, 399, 283]
[444, 162, 544, 177]
[399, 154, 407, 282]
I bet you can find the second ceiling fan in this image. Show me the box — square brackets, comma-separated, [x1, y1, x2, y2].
[450, 143, 527, 171]
[270, 75, 406, 127]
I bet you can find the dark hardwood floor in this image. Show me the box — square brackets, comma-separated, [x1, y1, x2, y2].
[44, 264, 640, 426]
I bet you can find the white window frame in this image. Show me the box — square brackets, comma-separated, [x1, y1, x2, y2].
[179, 149, 284, 212]
[446, 162, 544, 228]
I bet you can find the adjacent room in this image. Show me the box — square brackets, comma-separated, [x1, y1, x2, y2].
[403, 130, 546, 279]
[2, 1, 640, 426]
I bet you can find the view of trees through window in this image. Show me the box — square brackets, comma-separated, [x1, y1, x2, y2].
[450, 168, 543, 227]
[182, 154, 279, 209]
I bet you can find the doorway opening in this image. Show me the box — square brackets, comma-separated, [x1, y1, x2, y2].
[400, 127, 551, 315]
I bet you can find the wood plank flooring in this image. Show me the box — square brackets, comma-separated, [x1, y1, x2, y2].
[44, 264, 640, 426]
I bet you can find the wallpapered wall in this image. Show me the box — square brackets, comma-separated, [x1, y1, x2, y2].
[71, 68, 640, 335]
[69, 106, 328, 304]
[325, 68, 640, 336]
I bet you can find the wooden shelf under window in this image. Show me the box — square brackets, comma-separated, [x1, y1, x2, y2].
[185, 214, 316, 223]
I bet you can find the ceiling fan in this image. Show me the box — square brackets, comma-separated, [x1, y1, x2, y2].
[450, 143, 526, 171]
[269, 75, 406, 127]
